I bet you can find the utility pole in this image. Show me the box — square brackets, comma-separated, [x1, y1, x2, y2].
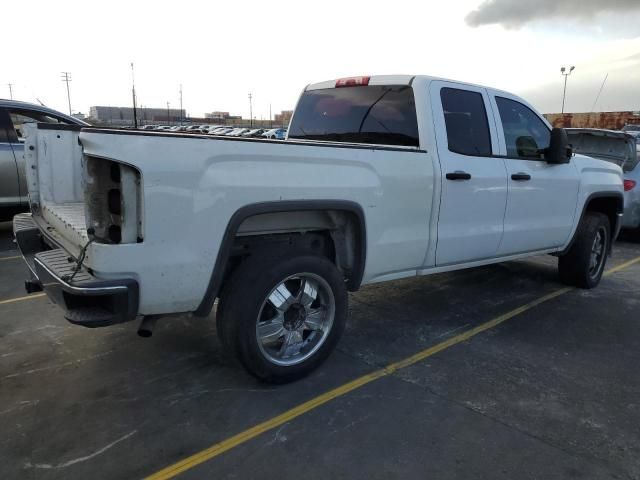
[248, 92, 253, 128]
[131, 63, 138, 128]
[269, 103, 272, 128]
[167, 102, 171, 126]
[179, 84, 183, 125]
[560, 66, 575, 114]
[7, 83, 13, 100]
[61, 72, 72, 115]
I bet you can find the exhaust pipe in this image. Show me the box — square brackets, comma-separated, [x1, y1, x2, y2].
[137, 316, 158, 338]
[25, 279, 43, 294]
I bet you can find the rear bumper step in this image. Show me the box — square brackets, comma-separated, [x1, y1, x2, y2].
[13, 213, 139, 327]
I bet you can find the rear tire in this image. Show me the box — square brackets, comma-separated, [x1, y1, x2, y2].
[217, 249, 348, 383]
[558, 212, 610, 289]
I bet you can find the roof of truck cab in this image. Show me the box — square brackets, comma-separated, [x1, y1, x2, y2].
[304, 74, 506, 92]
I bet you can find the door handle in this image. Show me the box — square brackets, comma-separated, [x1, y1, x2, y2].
[446, 171, 472, 181]
[511, 173, 531, 181]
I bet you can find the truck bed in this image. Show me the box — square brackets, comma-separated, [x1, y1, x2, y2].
[41, 202, 88, 246]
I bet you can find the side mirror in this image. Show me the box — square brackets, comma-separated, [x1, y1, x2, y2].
[516, 136, 541, 159]
[544, 127, 572, 164]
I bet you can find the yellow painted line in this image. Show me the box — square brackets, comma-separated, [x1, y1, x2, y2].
[602, 255, 640, 276]
[144, 255, 640, 480]
[0, 293, 46, 306]
[0, 255, 21, 262]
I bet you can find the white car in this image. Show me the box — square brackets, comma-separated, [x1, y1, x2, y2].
[226, 128, 251, 137]
[210, 127, 234, 135]
[15, 74, 623, 383]
[241, 129, 265, 137]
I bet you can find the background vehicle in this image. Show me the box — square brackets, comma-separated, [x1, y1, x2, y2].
[226, 128, 250, 137]
[14, 75, 623, 383]
[262, 128, 287, 139]
[211, 127, 234, 135]
[0, 99, 87, 221]
[566, 128, 640, 235]
[241, 128, 265, 137]
[200, 125, 221, 133]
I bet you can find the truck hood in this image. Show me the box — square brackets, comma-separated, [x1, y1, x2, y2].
[566, 128, 637, 172]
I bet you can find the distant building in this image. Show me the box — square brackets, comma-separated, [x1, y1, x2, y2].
[71, 112, 88, 121]
[544, 111, 640, 130]
[89, 106, 186, 125]
[274, 110, 293, 125]
[204, 111, 241, 121]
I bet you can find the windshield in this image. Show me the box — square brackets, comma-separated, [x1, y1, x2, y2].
[288, 85, 419, 147]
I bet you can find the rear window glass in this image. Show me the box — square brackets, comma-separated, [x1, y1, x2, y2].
[288, 85, 419, 147]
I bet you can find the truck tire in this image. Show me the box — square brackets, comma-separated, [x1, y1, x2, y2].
[217, 250, 348, 383]
[558, 212, 610, 289]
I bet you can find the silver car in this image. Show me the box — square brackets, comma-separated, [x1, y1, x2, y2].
[0, 99, 87, 221]
[566, 128, 639, 232]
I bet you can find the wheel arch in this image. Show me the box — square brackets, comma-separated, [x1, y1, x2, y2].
[560, 191, 623, 256]
[194, 200, 367, 317]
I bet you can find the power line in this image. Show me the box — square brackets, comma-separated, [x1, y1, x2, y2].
[590, 73, 609, 113]
[61, 72, 72, 115]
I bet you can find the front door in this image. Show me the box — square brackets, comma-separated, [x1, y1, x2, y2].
[431, 82, 508, 266]
[488, 93, 580, 255]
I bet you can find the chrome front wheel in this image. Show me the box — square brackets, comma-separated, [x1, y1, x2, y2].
[588, 226, 606, 278]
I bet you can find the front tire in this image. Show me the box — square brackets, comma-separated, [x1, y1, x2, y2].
[558, 212, 610, 289]
[217, 250, 348, 383]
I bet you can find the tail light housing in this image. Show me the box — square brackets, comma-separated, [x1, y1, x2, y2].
[84, 156, 143, 244]
[624, 179, 636, 191]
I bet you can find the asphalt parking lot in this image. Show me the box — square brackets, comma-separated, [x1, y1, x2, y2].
[2, 220, 640, 480]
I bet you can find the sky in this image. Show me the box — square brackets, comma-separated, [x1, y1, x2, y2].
[4, 0, 640, 119]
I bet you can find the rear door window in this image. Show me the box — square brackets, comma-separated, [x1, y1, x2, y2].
[440, 88, 492, 156]
[288, 85, 419, 147]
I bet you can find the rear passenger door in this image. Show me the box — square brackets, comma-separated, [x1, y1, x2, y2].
[430, 82, 508, 266]
[489, 93, 580, 255]
[0, 108, 22, 207]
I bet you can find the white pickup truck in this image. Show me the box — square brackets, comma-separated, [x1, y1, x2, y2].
[14, 75, 623, 382]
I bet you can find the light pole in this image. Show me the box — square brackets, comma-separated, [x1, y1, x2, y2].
[248, 92, 253, 128]
[560, 66, 575, 114]
[7, 83, 13, 100]
[179, 84, 183, 125]
[167, 102, 171, 126]
[131, 63, 138, 128]
[61, 72, 72, 115]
